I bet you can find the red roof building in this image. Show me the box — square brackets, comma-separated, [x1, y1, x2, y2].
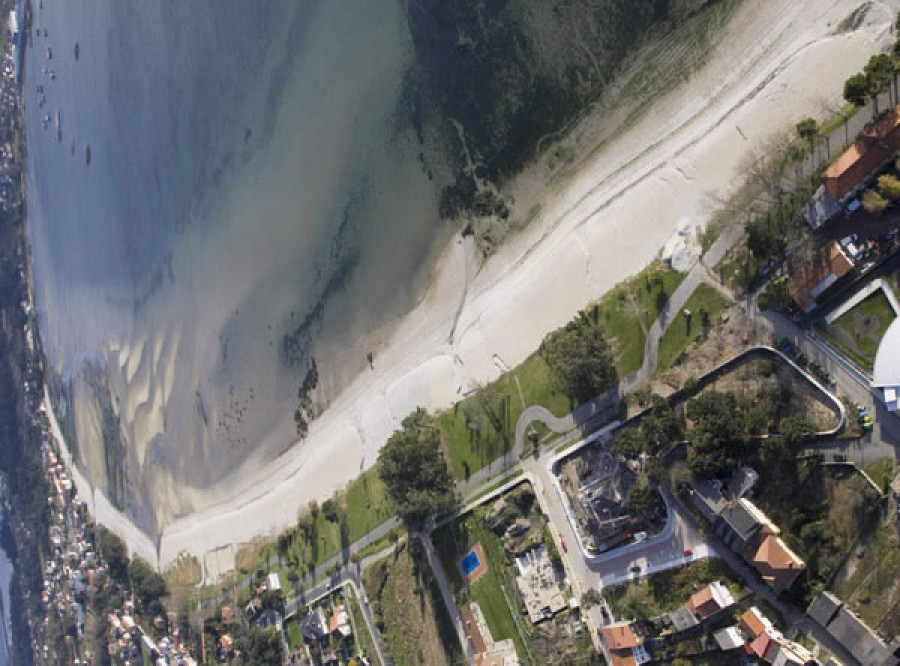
[822, 107, 900, 201]
[744, 534, 806, 594]
[787, 241, 854, 313]
[601, 623, 639, 666]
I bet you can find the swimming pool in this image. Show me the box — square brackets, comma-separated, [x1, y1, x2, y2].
[461, 549, 481, 576]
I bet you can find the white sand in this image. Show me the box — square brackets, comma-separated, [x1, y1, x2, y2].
[43, 0, 899, 573]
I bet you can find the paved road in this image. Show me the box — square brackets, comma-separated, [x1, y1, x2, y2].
[667, 492, 863, 666]
[283, 543, 397, 666]
[758, 308, 900, 453]
[279, 215, 900, 663]
[523, 456, 710, 596]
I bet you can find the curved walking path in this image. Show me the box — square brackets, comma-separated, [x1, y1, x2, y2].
[509, 221, 746, 458]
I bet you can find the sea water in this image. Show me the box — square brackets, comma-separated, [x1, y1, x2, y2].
[25, 1, 445, 535]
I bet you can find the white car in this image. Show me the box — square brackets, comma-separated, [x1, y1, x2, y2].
[840, 234, 860, 259]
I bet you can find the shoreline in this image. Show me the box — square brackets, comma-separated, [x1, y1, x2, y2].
[43, 0, 899, 575]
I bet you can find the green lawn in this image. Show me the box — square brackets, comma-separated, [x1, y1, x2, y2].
[257, 465, 394, 581]
[657, 283, 731, 371]
[432, 508, 528, 660]
[864, 457, 895, 495]
[284, 617, 305, 650]
[346, 465, 395, 542]
[828, 290, 897, 366]
[603, 559, 741, 620]
[438, 352, 570, 480]
[438, 260, 682, 481]
[593, 260, 684, 375]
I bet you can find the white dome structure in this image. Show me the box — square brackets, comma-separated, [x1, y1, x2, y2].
[873, 316, 900, 411]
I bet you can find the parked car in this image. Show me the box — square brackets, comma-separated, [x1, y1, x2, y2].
[683, 548, 693, 557]
[840, 234, 861, 260]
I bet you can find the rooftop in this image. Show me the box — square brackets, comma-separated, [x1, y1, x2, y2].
[692, 480, 727, 519]
[808, 591, 842, 626]
[740, 607, 772, 639]
[668, 604, 700, 632]
[745, 535, 805, 593]
[686, 580, 735, 619]
[874, 316, 900, 398]
[719, 498, 770, 541]
[822, 106, 900, 200]
[787, 241, 855, 313]
[602, 623, 639, 650]
[713, 626, 745, 651]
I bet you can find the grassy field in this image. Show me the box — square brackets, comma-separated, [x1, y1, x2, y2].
[657, 283, 731, 371]
[603, 559, 741, 620]
[823, 290, 896, 369]
[284, 616, 305, 651]
[432, 508, 527, 659]
[242, 464, 395, 582]
[438, 260, 681, 481]
[865, 458, 895, 495]
[362, 543, 463, 666]
[818, 102, 859, 138]
[345, 465, 394, 542]
[438, 352, 570, 480]
[593, 259, 684, 375]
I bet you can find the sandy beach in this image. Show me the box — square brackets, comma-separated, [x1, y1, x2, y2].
[43, 0, 899, 576]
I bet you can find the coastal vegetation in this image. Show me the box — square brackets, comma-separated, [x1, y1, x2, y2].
[362, 542, 463, 666]
[378, 408, 456, 530]
[438, 259, 681, 481]
[438, 352, 569, 480]
[0, 45, 49, 656]
[540, 314, 617, 403]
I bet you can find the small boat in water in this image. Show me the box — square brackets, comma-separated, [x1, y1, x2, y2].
[54, 111, 60, 141]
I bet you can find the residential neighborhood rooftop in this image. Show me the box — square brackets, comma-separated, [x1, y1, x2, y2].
[822, 106, 900, 201]
[787, 241, 855, 313]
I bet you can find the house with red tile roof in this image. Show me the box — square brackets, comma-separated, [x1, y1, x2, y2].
[787, 241, 854, 313]
[822, 107, 900, 202]
[744, 534, 805, 594]
[601, 623, 639, 666]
